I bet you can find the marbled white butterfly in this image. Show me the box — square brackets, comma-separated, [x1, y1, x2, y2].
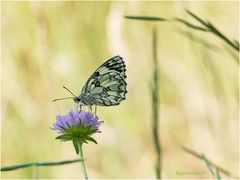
[54, 55, 127, 107]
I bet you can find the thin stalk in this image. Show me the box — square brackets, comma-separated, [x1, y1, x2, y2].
[1, 159, 82, 171]
[152, 25, 161, 179]
[78, 142, 88, 179]
[125, 13, 239, 52]
[201, 154, 221, 179]
[186, 10, 239, 52]
[182, 146, 239, 179]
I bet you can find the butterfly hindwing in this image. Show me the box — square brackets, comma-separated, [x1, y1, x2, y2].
[80, 55, 127, 106]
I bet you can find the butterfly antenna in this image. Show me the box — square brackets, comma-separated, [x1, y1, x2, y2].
[53, 97, 74, 102]
[63, 86, 77, 97]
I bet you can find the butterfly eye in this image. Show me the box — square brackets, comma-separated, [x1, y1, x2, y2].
[73, 97, 80, 103]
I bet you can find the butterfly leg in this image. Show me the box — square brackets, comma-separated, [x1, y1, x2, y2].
[94, 105, 97, 115]
[80, 103, 84, 111]
[88, 105, 92, 112]
[74, 103, 78, 110]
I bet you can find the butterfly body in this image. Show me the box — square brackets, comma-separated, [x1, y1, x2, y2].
[71, 55, 127, 107]
[73, 93, 96, 105]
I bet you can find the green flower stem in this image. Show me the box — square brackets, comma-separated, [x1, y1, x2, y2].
[78, 142, 88, 179]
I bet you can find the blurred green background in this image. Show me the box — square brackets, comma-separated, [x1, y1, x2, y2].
[1, 1, 239, 179]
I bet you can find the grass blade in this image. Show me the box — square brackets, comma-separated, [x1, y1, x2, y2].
[186, 10, 239, 51]
[1, 159, 82, 171]
[182, 146, 238, 178]
[125, 15, 166, 21]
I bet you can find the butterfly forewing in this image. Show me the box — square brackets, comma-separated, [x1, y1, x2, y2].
[80, 55, 127, 106]
[95, 56, 126, 77]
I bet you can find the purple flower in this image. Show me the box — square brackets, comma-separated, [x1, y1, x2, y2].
[79, 111, 102, 129]
[52, 110, 103, 134]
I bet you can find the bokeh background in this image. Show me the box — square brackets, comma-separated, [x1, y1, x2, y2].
[1, 1, 239, 179]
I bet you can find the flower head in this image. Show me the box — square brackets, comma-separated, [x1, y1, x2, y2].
[52, 110, 102, 134]
[52, 109, 103, 152]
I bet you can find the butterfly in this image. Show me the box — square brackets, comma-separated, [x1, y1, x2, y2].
[53, 55, 127, 107]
